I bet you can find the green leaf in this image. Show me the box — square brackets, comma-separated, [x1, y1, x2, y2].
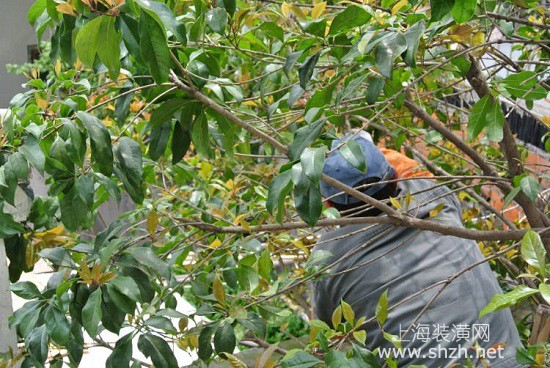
[97, 16, 122, 80]
[82, 287, 103, 337]
[75, 16, 103, 67]
[45, 305, 70, 345]
[284, 51, 303, 76]
[383, 332, 403, 350]
[39, 248, 75, 268]
[430, 0, 455, 23]
[115, 137, 144, 204]
[341, 300, 355, 323]
[171, 121, 191, 164]
[289, 118, 326, 161]
[198, 325, 215, 361]
[149, 120, 171, 160]
[214, 322, 236, 356]
[220, 0, 236, 16]
[539, 283, 550, 304]
[11, 281, 41, 300]
[78, 112, 114, 176]
[126, 247, 170, 278]
[467, 95, 503, 142]
[376, 289, 389, 326]
[139, 0, 187, 44]
[60, 176, 94, 231]
[68, 323, 84, 366]
[281, 350, 322, 368]
[148, 99, 184, 159]
[329, 5, 372, 35]
[144, 316, 177, 333]
[0, 203, 24, 238]
[515, 346, 540, 365]
[28, 0, 47, 27]
[137, 333, 179, 368]
[502, 71, 548, 100]
[258, 248, 274, 281]
[478, 285, 538, 318]
[139, 9, 170, 84]
[266, 169, 293, 223]
[106, 284, 136, 314]
[502, 186, 521, 208]
[366, 75, 385, 104]
[451, 0, 476, 23]
[20, 136, 45, 173]
[521, 230, 547, 275]
[106, 333, 133, 368]
[375, 33, 407, 78]
[26, 325, 49, 367]
[292, 164, 323, 226]
[111, 275, 142, 302]
[519, 175, 540, 202]
[300, 147, 326, 185]
[340, 140, 367, 173]
[206, 8, 228, 34]
[298, 52, 321, 89]
[403, 20, 426, 67]
[191, 112, 210, 158]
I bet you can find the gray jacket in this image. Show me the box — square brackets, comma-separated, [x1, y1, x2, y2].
[314, 179, 523, 367]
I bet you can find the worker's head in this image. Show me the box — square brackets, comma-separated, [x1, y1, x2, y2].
[321, 131, 396, 216]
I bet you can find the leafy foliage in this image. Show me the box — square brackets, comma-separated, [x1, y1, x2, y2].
[0, 0, 548, 367]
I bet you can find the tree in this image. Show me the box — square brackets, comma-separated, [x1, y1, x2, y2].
[1, 0, 549, 367]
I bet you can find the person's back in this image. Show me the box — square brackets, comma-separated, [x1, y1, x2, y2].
[314, 178, 523, 367]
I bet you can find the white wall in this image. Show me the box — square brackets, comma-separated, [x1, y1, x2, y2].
[0, 0, 37, 107]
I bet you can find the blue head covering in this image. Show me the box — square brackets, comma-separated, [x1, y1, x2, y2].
[320, 132, 395, 205]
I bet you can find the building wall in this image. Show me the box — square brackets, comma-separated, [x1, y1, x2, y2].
[0, 0, 37, 107]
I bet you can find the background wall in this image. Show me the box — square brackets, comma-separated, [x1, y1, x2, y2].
[0, 0, 37, 107]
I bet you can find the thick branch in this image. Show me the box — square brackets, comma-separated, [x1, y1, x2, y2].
[465, 57, 550, 230]
[175, 217, 550, 242]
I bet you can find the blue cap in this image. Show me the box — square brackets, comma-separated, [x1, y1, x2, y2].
[320, 133, 395, 205]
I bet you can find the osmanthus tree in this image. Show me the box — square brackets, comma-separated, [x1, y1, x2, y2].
[0, 0, 549, 366]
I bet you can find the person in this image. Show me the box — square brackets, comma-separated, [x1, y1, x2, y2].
[313, 132, 524, 367]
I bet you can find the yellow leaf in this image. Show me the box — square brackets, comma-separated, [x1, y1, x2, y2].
[390, 197, 402, 209]
[79, 260, 91, 283]
[209, 238, 222, 249]
[188, 334, 199, 349]
[35, 93, 48, 110]
[470, 32, 486, 57]
[429, 202, 445, 218]
[147, 211, 159, 240]
[179, 317, 189, 332]
[449, 24, 472, 42]
[176, 337, 188, 350]
[342, 300, 355, 323]
[98, 272, 116, 285]
[353, 330, 367, 344]
[281, 3, 307, 20]
[233, 213, 246, 226]
[213, 276, 226, 308]
[56, 2, 76, 15]
[224, 353, 247, 368]
[91, 263, 102, 281]
[199, 161, 213, 180]
[541, 115, 550, 127]
[391, 0, 408, 15]
[331, 305, 342, 328]
[311, 2, 326, 19]
[281, 3, 292, 18]
[54, 59, 62, 75]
